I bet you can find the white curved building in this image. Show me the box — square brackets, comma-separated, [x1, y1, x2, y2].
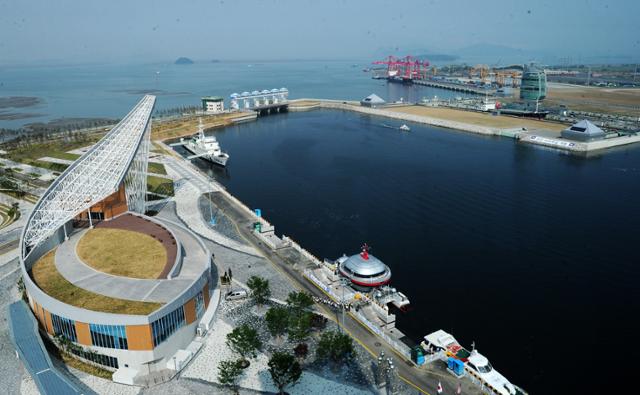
[337, 245, 392, 289]
[19, 96, 214, 385]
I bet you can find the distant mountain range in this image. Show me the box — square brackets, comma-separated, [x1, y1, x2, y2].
[415, 54, 459, 62]
[372, 43, 551, 66]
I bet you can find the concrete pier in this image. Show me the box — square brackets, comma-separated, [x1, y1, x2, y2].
[412, 79, 496, 95]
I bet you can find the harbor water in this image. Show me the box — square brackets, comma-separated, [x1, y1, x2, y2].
[176, 109, 640, 395]
[4, 61, 639, 394]
[0, 60, 462, 129]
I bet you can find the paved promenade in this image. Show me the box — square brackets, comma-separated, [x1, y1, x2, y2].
[163, 156, 259, 256]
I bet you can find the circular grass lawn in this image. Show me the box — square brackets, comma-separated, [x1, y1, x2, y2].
[77, 228, 167, 279]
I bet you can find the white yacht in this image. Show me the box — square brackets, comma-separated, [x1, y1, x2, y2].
[466, 350, 527, 395]
[399, 124, 411, 132]
[181, 119, 229, 166]
[423, 330, 528, 395]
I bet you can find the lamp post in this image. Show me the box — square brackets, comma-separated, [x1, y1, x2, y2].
[208, 192, 216, 226]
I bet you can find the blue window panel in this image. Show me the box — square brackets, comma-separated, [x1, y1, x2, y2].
[89, 324, 128, 350]
[51, 314, 78, 343]
[195, 291, 204, 319]
[151, 305, 186, 347]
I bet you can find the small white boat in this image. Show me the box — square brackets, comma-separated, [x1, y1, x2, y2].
[381, 123, 411, 132]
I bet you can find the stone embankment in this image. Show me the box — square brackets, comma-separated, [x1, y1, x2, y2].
[289, 99, 640, 153]
[290, 98, 497, 135]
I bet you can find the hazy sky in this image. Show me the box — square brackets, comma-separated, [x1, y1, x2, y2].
[1, 0, 638, 65]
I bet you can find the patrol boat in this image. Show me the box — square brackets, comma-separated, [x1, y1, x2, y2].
[181, 119, 229, 166]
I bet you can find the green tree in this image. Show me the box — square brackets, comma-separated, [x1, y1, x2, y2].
[226, 324, 262, 365]
[16, 277, 27, 302]
[286, 291, 314, 316]
[7, 202, 19, 219]
[247, 275, 271, 305]
[316, 331, 354, 365]
[218, 359, 243, 394]
[268, 351, 302, 395]
[287, 311, 312, 342]
[293, 343, 309, 360]
[265, 306, 289, 339]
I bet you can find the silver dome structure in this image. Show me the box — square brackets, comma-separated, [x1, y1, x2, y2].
[338, 244, 391, 288]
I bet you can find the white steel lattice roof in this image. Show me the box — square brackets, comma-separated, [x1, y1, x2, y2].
[21, 95, 156, 254]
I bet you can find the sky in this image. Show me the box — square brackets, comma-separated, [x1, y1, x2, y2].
[1, 0, 639, 65]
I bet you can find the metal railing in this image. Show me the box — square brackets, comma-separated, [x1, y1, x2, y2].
[304, 270, 411, 360]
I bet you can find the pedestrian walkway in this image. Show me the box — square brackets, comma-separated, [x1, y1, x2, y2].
[0, 249, 19, 282]
[163, 155, 218, 193]
[8, 301, 84, 395]
[37, 156, 74, 166]
[0, 158, 57, 181]
[164, 158, 259, 256]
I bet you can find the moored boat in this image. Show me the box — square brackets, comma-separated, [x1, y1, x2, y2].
[181, 119, 230, 166]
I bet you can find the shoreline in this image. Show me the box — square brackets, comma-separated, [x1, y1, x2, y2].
[288, 99, 640, 154]
[160, 148, 486, 395]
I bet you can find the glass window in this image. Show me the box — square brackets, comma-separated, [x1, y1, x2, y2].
[195, 291, 205, 319]
[69, 347, 119, 369]
[151, 305, 185, 347]
[89, 324, 128, 350]
[478, 362, 493, 373]
[51, 314, 77, 342]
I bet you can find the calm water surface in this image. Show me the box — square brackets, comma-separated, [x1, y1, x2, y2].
[0, 61, 462, 129]
[181, 110, 640, 395]
[5, 61, 638, 394]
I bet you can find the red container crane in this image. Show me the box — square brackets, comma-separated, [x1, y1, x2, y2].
[373, 55, 430, 81]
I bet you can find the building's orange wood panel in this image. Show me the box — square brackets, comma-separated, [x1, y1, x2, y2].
[126, 324, 154, 351]
[203, 283, 210, 309]
[44, 309, 54, 335]
[184, 298, 197, 324]
[32, 301, 44, 328]
[88, 183, 129, 219]
[75, 322, 92, 346]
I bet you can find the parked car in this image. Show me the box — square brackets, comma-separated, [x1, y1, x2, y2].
[225, 289, 248, 301]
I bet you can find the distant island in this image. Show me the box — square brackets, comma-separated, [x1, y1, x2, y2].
[174, 57, 194, 65]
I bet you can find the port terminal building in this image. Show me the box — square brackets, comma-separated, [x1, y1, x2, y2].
[202, 96, 224, 113]
[18, 95, 215, 385]
[520, 63, 547, 102]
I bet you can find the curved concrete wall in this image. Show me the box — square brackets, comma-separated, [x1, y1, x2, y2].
[21, 216, 210, 326]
